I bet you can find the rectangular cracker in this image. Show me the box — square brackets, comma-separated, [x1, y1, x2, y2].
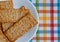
[0, 0, 13, 9]
[0, 6, 28, 22]
[2, 23, 13, 32]
[5, 12, 38, 42]
[2, 7, 28, 32]
[0, 26, 9, 42]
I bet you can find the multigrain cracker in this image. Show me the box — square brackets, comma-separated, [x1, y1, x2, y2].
[0, 0, 13, 9]
[0, 6, 28, 22]
[0, 26, 9, 42]
[2, 23, 13, 32]
[5, 12, 37, 42]
[2, 7, 29, 32]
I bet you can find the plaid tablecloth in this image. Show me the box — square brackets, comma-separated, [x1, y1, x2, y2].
[29, 0, 60, 42]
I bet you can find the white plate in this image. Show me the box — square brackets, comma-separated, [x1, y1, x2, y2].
[13, 0, 38, 42]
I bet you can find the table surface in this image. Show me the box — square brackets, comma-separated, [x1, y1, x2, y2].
[29, 0, 60, 42]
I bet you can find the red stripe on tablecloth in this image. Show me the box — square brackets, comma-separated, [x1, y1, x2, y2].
[37, 10, 58, 13]
[50, 0, 54, 42]
[32, 37, 58, 40]
[39, 24, 58, 27]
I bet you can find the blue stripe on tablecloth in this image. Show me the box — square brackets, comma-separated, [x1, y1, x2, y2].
[58, 0, 60, 42]
[37, 30, 58, 34]
[33, 3, 58, 6]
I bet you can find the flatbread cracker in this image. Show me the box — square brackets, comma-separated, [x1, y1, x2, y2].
[0, 26, 9, 42]
[2, 7, 28, 32]
[0, 6, 28, 22]
[2, 23, 13, 32]
[0, 0, 13, 9]
[5, 12, 37, 42]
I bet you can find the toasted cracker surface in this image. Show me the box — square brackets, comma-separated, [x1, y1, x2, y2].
[0, 6, 28, 22]
[5, 12, 37, 42]
[2, 23, 13, 32]
[0, 0, 13, 9]
[0, 26, 9, 42]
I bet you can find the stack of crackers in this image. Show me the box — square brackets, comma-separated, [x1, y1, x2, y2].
[0, 0, 38, 42]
